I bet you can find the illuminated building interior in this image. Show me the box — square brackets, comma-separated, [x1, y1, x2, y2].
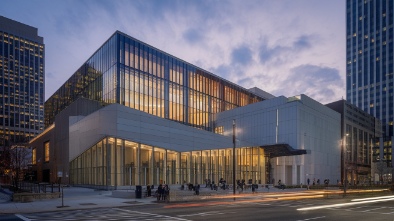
[70, 137, 266, 187]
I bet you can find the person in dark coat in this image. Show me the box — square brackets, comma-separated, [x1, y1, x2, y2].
[147, 185, 151, 197]
[195, 184, 200, 195]
[157, 184, 163, 201]
[163, 184, 170, 201]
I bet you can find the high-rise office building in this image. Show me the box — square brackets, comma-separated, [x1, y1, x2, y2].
[0, 16, 44, 146]
[346, 0, 393, 169]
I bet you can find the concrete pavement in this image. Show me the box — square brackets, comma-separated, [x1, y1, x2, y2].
[0, 185, 390, 214]
[0, 185, 291, 214]
[0, 187, 155, 214]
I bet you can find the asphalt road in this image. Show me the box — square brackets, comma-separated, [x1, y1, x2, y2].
[2, 196, 394, 220]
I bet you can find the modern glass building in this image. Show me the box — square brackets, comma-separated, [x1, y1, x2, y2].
[0, 16, 44, 146]
[39, 30, 265, 186]
[346, 0, 393, 167]
[32, 30, 341, 188]
[45, 31, 262, 131]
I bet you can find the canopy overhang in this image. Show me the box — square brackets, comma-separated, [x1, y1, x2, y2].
[262, 143, 307, 158]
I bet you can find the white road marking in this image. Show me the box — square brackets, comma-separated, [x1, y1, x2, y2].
[178, 211, 229, 217]
[296, 216, 326, 221]
[15, 214, 31, 221]
[362, 207, 386, 212]
[113, 208, 192, 221]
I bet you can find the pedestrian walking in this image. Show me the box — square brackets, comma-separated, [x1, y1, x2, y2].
[307, 178, 310, 190]
[147, 184, 151, 197]
[163, 184, 170, 201]
[195, 184, 200, 195]
[157, 184, 163, 201]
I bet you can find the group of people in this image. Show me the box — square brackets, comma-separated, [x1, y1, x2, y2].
[181, 181, 201, 195]
[154, 184, 170, 201]
[202, 178, 219, 191]
[306, 178, 330, 189]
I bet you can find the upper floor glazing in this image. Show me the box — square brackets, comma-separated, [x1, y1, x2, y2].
[45, 31, 263, 130]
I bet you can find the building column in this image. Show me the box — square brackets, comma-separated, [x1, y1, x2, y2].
[136, 143, 141, 185]
[105, 138, 111, 188]
[164, 149, 168, 184]
[151, 146, 155, 185]
[189, 151, 192, 184]
[292, 160, 297, 185]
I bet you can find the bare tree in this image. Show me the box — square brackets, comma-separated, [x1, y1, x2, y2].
[1, 137, 31, 192]
[10, 146, 31, 191]
[373, 161, 391, 185]
[0, 145, 11, 184]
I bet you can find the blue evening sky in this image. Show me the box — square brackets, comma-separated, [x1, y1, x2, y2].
[1, 0, 345, 103]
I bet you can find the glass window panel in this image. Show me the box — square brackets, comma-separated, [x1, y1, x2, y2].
[140, 144, 152, 185]
[125, 141, 138, 186]
[44, 141, 50, 162]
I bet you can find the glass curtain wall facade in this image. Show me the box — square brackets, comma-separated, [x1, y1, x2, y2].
[344, 124, 375, 184]
[70, 137, 266, 188]
[45, 31, 262, 130]
[346, 0, 394, 136]
[0, 16, 44, 145]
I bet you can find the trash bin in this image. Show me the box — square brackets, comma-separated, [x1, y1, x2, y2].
[135, 185, 142, 199]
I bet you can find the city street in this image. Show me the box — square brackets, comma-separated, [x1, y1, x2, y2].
[2, 194, 394, 221]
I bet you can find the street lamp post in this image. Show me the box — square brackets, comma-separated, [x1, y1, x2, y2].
[343, 133, 349, 194]
[233, 119, 236, 200]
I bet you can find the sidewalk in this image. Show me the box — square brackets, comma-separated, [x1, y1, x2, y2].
[1, 185, 388, 214]
[0, 187, 156, 214]
[0, 185, 296, 214]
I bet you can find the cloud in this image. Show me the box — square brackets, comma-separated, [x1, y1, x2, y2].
[0, 0, 346, 104]
[211, 64, 233, 80]
[293, 35, 313, 50]
[273, 64, 344, 103]
[259, 34, 316, 64]
[231, 45, 253, 65]
[46, 72, 55, 79]
[183, 28, 205, 44]
[238, 77, 255, 87]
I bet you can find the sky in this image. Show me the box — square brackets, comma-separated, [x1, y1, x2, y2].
[1, 0, 345, 104]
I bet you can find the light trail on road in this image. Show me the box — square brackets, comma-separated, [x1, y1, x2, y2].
[351, 195, 394, 202]
[297, 196, 394, 211]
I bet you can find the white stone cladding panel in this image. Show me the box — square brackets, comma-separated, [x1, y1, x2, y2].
[69, 104, 234, 161]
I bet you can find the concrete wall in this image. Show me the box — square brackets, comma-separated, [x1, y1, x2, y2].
[215, 94, 341, 185]
[54, 98, 104, 183]
[69, 103, 237, 161]
[29, 98, 103, 184]
[29, 126, 55, 183]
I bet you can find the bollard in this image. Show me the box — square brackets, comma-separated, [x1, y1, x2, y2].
[61, 186, 64, 207]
